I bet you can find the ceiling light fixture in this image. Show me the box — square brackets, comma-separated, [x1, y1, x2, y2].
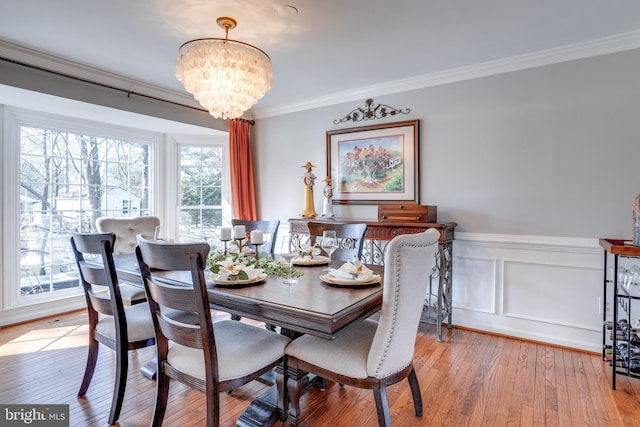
[175, 17, 273, 120]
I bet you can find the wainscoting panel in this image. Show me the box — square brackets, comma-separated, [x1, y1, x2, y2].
[451, 256, 496, 314]
[451, 232, 604, 352]
[503, 260, 601, 330]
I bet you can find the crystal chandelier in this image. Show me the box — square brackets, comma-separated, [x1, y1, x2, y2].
[175, 17, 273, 120]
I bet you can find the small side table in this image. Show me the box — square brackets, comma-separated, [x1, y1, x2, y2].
[599, 238, 640, 389]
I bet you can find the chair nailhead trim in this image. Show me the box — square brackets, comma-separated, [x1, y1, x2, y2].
[373, 241, 431, 378]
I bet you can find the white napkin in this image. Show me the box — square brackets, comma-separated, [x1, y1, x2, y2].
[329, 258, 375, 281]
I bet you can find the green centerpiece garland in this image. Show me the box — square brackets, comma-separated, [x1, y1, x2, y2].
[206, 245, 303, 279]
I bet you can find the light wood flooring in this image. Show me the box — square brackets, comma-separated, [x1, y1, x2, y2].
[0, 310, 639, 426]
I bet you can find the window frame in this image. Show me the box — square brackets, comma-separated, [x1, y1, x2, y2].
[164, 134, 232, 241]
[1, 109, 230, 324]
[2, 107, 162, 311]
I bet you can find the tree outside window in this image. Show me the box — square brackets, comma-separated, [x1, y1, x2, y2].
[178, 145, 223, 240]
[19, 126, 151, 296]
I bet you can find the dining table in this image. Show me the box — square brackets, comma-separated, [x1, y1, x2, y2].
[111, 252, 384, 426]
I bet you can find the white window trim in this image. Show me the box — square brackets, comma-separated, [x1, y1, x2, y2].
[164, 134, 232, 241]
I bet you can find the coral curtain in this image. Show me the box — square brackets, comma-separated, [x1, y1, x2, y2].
[229, 120, 257, 220]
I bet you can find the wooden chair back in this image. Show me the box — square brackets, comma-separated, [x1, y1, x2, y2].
[71, 231, 121, 320]
[231, 219, 280, 255]
[135, 237, 213, 390]
[307, 222, 367, 262]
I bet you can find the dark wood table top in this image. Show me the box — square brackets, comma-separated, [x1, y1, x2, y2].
[113, 254, 383, 339]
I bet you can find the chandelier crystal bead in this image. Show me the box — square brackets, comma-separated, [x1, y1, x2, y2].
[175, 17, 272, 120]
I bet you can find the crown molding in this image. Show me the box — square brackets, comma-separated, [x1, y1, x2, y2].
[252, 29, 640, 119]
[3, 29, 640, 121]
[0, 40, 201, 110]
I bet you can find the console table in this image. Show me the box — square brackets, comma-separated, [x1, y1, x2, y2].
[289, 218, 457, 341]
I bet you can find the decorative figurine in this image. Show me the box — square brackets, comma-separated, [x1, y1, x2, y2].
[320, 176, 335, 218]
[300, 161, 318, 218]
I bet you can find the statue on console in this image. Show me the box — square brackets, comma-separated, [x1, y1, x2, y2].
[300, 161, 318, 218]
[320, 176, 335, 218]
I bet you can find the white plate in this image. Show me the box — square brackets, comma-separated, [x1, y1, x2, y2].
[319, 273, 381, 287]
[207, 273, 267, 287]
[293, 256, 330, 266]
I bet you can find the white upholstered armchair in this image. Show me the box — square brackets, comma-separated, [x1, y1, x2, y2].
[284, 228, 441, 426]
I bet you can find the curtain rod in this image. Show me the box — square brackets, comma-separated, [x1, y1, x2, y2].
[0, 56, 255, 122]
[232, 118, 255, 125]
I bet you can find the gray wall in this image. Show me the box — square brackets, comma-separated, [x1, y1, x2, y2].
[253, 47, 640, 239]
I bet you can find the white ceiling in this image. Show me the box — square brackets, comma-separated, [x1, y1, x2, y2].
[1, 0, 640, 120]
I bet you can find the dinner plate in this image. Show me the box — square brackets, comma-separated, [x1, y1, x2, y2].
[207, 273, 267, 287]
[319, 273, 381, 287]
[293, 256, 330, 266]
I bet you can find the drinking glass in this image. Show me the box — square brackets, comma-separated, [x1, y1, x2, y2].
[320, 230, 338, 270]
[280, 234, 299, 284]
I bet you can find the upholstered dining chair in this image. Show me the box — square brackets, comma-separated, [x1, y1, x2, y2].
[96, 216, 160, 306]
[135, 236, 291, 427]
[284, 228, 441, 426]
[70, 231, 156, 425]
[96, 216, 160, 255]
[307, 221, 367, 263]
[231, 219, 280, 256]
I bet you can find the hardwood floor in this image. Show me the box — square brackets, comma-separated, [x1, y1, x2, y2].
[1, 310, 639, 427]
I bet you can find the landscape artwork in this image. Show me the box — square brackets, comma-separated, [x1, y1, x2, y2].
[326, 120, 419, 205]
[337, 134, 404, 194]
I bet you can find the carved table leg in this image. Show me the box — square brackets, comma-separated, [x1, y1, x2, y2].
[274, 360, 288, 422]
[286, 358, 308, 426]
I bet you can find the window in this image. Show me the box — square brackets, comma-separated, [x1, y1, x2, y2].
[10, 110, 155, 300]
[177, 144, 224, 240]
[2, 108, 229, 318]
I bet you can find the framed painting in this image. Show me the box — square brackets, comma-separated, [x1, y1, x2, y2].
[326, 119, 419, 205]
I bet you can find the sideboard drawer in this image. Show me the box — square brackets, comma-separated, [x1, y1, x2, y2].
[365, 226, 423, 240]
[378, 204, 437, 223]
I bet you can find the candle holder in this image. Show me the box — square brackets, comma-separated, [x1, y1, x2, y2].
[233, 237, 246, 259]
[220, 237, 232, 255]
[252, 243, 263, 262]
